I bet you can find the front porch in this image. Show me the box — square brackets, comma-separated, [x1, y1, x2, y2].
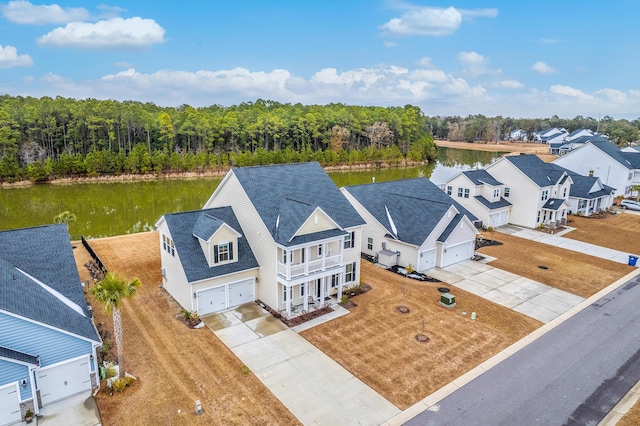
[278, 273, 345, 319]
[277, 240, 343, 280]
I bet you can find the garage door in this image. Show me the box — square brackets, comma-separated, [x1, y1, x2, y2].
[228, 279, 254, 306]
[489, 211, 509, 228]
[418, 249, 436, 272]
[0, 383, 21, 426]
[442, 241, 474, 268]
[37, 357, 91, 405]
[197, 286, 226, 316]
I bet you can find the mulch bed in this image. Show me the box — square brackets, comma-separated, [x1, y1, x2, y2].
[475, 237, 503, 249]
[388, 265, 441, 282]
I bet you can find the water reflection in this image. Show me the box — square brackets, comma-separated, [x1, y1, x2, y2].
[0, 147, 504, 237]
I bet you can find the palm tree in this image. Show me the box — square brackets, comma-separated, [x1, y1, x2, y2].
[54, 210, 77, 224]
[89, 272, 141, 379]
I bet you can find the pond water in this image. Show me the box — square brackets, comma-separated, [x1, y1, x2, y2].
[0, 147, 503, 238]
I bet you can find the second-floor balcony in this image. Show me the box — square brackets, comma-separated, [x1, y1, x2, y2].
[277, 240, 343, 281]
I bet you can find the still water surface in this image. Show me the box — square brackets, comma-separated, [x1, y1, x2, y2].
[0, 147, 502, 238]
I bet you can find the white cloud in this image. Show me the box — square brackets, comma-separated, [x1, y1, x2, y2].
[416, 57, 435, 68]
[383, 41, 397, 47]
[0, 44, 33, 68]
[381, 6, 462, 36]
[491, 80, 525, 90]
[458, 51, 486, 66]
[457, 51, 501, 77]
[37, 17, 166, 49]
[532, 61, 557, 74]
[1, 0, 89, 24]
[550, 84, 592, 101]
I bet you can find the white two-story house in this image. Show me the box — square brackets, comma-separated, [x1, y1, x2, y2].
[201, 162, 365, 318]
[443, 169, 512, 228]
[485, 154, 572, 229]
[553, 140, 640, 197]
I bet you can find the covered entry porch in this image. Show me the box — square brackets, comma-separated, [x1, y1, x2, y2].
[278, 270, 344, 318]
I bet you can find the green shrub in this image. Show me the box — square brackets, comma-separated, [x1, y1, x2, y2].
[112, 378, 128, 392]
[104, 365, 117, 380]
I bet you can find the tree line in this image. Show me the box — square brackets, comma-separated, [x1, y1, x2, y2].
[0, 96, 435, 182]
[1, 95, 639, 182]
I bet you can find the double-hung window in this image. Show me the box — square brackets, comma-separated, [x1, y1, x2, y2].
[446, 185, 452, 196]
[463, 188, 470, 198]
[457, 187, 463, 197]
[344, 231, 355, 249]
[504, 187, 510, 198]
[367, 237, 373, 250]
[214, 242, 233, 263]
[345, 262, 356, 283]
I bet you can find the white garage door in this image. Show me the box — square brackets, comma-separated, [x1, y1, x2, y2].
[442, 241, 474, 268]
[418, 249, 436, 272]
[489, 211, 509, 228]
[37, 357, 91, 405]
[0, 383, 21, 426]
[228, 279, 254, 306]
[197, 286, 226, 316]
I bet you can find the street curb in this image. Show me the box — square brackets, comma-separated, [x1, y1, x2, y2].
[382, 267, 640, 426]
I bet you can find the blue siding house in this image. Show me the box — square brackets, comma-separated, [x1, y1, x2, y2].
[0, 225, 101, 425]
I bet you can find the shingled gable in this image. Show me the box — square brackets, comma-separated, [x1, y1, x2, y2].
[462, 169, 503, 186]
[344, 178, 478, 247]
[192, 212, 241, 242]
[162, 207, 259, 283]
[503, 154, 570, 187]
[0, 225, 100, 342]
[224, 162, 364, 246]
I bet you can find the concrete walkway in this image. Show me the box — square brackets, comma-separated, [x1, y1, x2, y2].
[202, 304, 400, 426]
[497, 224, 639, 265]
[36, 392, 101, 425]
[428, 259, 584, 323]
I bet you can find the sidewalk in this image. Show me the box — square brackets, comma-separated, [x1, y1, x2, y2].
[497, 225, 639, 265]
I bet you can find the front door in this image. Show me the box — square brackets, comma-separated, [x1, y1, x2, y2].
[315, 278, 327, 301]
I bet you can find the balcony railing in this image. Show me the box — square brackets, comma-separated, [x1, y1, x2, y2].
[277, 253, 342, 280]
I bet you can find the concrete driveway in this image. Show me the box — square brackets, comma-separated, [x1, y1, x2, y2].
[36, 392, 101, 425]
[428, 259, 584, 323]
[202, 304, 400, 426]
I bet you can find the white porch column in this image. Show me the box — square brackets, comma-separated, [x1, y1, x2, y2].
[285, 283, 291, 317]
[320, 277, 325, 304]
[337, 273, 343, 302]
[339, 239, 344, 264]
[305, 246, 310, 274]
[303, 281, 309, 311]
[322, 243, 327, 270]
[285, 249, 291, 280]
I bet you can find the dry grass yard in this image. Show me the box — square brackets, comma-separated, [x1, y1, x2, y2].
[74, 232, 299, 426]
[563, 212, 640, 255]
[476, 231, 633, 298]
[436, 140, 557, 162]
[300, 261, 541, 409]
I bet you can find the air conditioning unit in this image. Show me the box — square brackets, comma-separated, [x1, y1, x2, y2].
[161, 268, 166, 277]
[439, 293, 456, 308]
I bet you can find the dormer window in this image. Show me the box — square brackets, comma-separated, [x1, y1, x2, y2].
[214, 241, 233, 263]
[493, 188, 500, 198]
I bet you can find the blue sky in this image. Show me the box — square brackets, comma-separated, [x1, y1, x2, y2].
[1, 0, 639, 119]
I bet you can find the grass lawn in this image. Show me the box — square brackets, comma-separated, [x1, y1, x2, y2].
[618, 399, 640, 426]
[476, 231, 634, 298]
[74, 231, 299, 426]
[300, 261, 542, 410]
[563, 212, 640, 255]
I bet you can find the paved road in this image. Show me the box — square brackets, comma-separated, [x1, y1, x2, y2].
[406, 274, 640, 426]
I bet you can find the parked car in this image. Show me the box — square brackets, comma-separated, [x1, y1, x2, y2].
[620, 199, 640, 211]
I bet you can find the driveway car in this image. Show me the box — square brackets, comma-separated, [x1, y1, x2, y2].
[620, 199, 640, 211]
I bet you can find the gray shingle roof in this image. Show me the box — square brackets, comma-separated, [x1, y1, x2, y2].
[163, 207, 259, 283]
[462, 169, 503, 186]
[565, 172, 616, 199]
[474, 195, 512, 210]
[344, 178, 478, 247]
[0, 346, 39, 366]
[542, 198, 566, 211]
[504, 155, 568, 187]
[192, 213, 227, 241]
[0, 224, 99, 342]
[232, 162, 365, 246]
[588, 140, 640, 169]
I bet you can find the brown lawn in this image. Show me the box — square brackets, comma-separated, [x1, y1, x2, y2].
[436, 140, 557, 162]
[618, 399, 640, 426]
[74, 232, 299, 426]
[300, 261, 541, 409]
[476, 231, 634, 298]
[563, 213, 640, 255]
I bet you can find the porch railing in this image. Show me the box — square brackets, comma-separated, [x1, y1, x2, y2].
[277, 253, 342, 280]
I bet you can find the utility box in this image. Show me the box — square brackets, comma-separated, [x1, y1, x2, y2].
[195, 400, 202, 416]
[439, 293, 456, 308]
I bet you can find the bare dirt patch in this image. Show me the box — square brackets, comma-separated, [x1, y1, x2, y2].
[300, 261, 541, 409]
[75, 232, 299, 426]
[564, 213, 640, 256]
[477, 231, 634, 298]
[618, 399, 640, 426]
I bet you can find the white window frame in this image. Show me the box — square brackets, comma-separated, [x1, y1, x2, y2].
[282, 286, 293, 303]
[217, 242, 230, 262]
[541, 189, 549, 201]
[464, 188, 470, 198]
[299, 283, 306, 298]
[344, 231, 355, 249]
[504, 187, 510, 198]
[345, 262, 356, 283]
[446, 185, 452, 196]
[367, 237, 373, 251]
[457, 187, 463, 197]
[493, 188, 500, 198]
